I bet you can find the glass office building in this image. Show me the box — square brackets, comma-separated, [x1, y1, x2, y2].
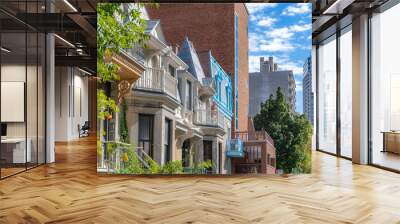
[0, 1, 97, 179]
[313, 0, 400, 172]
[0, 1, 46, 178]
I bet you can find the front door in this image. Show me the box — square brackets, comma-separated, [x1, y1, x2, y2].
[182, 140, 191, 167]
[138, 114, 154, 158]
[164, 119, 171, 163]
[218, 142, 223, 174]
[203, 141, 213, 174]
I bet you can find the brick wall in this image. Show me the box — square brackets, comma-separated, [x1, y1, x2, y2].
[234, 3, 249, 132]
[147, 3, 249, 131]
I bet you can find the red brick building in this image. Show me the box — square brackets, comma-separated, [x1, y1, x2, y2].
[146, 3, 249, 132]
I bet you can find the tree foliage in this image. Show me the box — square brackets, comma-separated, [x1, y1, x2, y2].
[97, 3, 148, 82]
[97, 3, 149, 145]
[97, 89, 118, 120]
[119, 99, 129, 143]
[253, 87, 313, 173]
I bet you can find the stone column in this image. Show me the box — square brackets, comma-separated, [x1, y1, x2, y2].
[46, 28, 55, 163]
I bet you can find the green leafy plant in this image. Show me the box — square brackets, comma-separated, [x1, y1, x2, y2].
[97, 89, 119, 120]
[253, 87, 313, 173]
[145, 157, 161, 174]
[119, 99, 129, 143]
[197, 160, 213, 170]
[119, 143, 144, 174]
[160, 161, 183, 174]
[97, 140, 102, 157]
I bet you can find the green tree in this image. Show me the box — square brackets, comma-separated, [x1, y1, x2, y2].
[97, 3, 149, 129]
[253, 87, 313, 173]
[97, 3, 148, 82]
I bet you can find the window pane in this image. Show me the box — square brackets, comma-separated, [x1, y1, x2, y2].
[27, 31, 38, 169]
[318, 36, 337, 154]
[340, 28, 352, 158]
[371, 4, 400, 171]
[1, 31, 27, 177]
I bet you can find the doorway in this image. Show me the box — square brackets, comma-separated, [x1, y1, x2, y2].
[218, 142, 222, 174]
[182, 139, 191, 168]
[203, 140, 213, 173]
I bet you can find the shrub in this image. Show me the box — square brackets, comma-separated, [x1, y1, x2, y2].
[160, 161, 183, 174]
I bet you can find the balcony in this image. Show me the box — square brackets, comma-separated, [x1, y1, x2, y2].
[198, 77, 215, 98]
[227, 139, 244, 158]
[134, 67, 178, 99]
[230, 129, 276, 174]
[107, 50, 145, 83]
[194, 107, 224, 128]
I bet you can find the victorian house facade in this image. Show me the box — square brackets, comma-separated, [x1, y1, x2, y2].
[98, 5, 276, 175]
[178, 38, 233, 174]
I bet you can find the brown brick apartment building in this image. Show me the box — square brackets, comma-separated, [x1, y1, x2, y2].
[146, 3, 249, 132]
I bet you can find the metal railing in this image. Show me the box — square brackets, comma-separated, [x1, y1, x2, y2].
[97, 141, 151, 173]
[194, 108, 224, 128]
[232, 129, 274, 145]
[134, 67, 178, 99]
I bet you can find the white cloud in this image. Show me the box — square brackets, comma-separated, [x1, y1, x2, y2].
[282, 3, 311, 16]
[268, 27, 293, 39]
[296, 81, 303, 92]
[290, 24, 312, 32]
[249, 55, 261, 73]
[279, 61, 303, 75]
[245, 3, 277, 14]
[248, 54, 305, 90]
[264, 24, 310, 42]
[259, 38, 294, 52]
[249, 32, 266, 52]
[257, 17, 277, 28]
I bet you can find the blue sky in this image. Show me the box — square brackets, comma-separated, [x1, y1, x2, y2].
[246, 3, 312, 113]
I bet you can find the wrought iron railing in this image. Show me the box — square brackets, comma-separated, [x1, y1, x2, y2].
[97, 141, 151, 173]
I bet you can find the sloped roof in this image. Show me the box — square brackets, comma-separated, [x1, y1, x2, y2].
[178, 37, 206, 81]
[145, 20, 166, 44]
[197, 50, 212, 78]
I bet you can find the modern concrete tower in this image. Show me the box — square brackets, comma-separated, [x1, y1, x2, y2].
[249, 57, 296, 117]
[303, 56, 314, 125]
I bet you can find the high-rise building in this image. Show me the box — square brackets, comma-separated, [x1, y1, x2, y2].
[249, 57, 296, 117]
[303, 56, 314, 125]
[146, 3, 249, 132]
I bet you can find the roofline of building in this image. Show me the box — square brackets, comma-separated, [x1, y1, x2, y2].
[242, 3, 250, 15]
[249, 70, 294, 74]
